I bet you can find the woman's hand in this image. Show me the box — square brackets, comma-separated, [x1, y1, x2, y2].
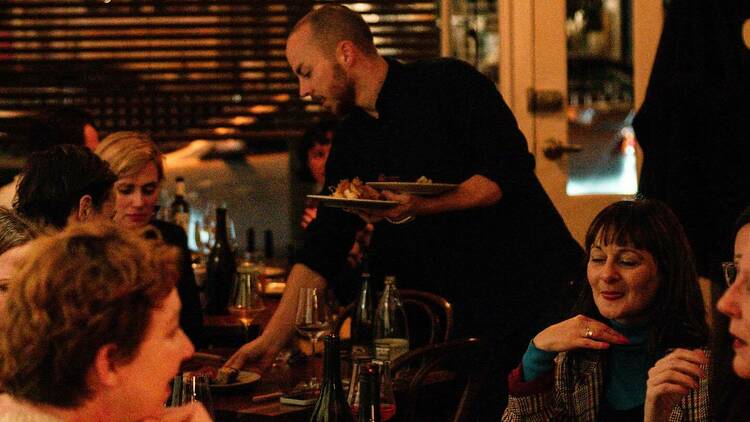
[300, 207, 317, 229]
[532, 314, 629, 353]
[644, 348, 707, 422]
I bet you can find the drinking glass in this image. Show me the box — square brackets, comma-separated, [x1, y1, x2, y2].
[347, 360, 397, 421]
[169, 374, 215, 418]
[295, 287, 331, 388]
[229, 265, 265, 342]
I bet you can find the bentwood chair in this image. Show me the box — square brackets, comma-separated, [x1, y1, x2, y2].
[391, 337, 483, 422]
[334, 288, 454, 349]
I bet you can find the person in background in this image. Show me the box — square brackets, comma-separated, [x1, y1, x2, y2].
[298, 120, 335, 230]
[297, 120, 371, 305]
[633, 0, 749, 288]
[713, 207, 750, 421]
[13, 144, 116, 230]
[0, 207, 38, 309]
[0, 223, 210, 422]
[0, 106, 100, 208]
[228, 5, 584, 419]
[502, 199, 710, 421]
[95, 131, 204, 347]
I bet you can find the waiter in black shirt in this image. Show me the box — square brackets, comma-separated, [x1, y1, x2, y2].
[228, 4, 583, 418]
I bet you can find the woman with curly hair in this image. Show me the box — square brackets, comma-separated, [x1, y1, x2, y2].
[0, 223, 209, 421]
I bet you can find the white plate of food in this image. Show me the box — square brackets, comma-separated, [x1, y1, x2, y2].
[306, 195, 399, 210]
[366, 182, 458, 196]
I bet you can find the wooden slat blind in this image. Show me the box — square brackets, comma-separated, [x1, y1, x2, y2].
[0, 0, 440, 149]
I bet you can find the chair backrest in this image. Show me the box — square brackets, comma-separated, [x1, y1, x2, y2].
[333, 288, 453, 349]
[391, 337, 483, 422]
[400, 289, 453, 347]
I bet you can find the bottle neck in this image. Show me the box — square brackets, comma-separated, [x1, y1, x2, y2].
[215, 209, 229, 243]
[360, 274, 371, 293]
[175, 181, 186, 196]
[322, 338, 342, 388]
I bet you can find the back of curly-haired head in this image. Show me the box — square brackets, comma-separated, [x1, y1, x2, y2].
[13, 144, 117, 230]
[0, 222, 179, 408]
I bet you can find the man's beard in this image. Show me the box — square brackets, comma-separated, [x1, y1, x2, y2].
[328, 64, 356, 117]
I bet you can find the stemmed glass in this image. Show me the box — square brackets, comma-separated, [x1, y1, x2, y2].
[295, 287, 331, 388]
[295, 287, 331, 356]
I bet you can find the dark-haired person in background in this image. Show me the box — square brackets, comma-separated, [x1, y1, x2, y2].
[13, 144, 116, 230]
[633, 0, 749, 288]
[0, 105, 100, 208]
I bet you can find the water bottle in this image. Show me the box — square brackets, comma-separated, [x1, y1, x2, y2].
[374, 276, 409, 362]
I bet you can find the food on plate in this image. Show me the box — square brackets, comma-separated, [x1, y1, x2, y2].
[183, 365, 239, 385]
[415, 175, 433, 184]
[331, 177, 382, 200]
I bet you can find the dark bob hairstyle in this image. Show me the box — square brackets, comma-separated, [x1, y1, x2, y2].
[576, 198, 708, 355]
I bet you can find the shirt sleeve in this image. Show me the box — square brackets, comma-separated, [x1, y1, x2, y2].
[521, 340, 557, 382]
[439, 60, 536, 197]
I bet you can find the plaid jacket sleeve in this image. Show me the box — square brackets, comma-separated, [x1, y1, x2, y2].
[668, 349, 712, 422]
[502, 354, 577, 421]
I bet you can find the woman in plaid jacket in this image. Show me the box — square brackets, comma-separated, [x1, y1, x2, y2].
[502, 200, 711, 421]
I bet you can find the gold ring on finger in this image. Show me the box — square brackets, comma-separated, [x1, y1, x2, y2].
[584, 327, 594, 338]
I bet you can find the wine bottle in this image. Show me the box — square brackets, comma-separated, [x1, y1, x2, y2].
[264, 229, 274, 259]
[309, 334, 354, 422]
[357, 363, 382, 422]
[169, 176, 190, 232]
[246, 227, 256, 257]
[351, 254, 375, 359]
[374, 276, 409, 362]
[204, 207, 235, 315]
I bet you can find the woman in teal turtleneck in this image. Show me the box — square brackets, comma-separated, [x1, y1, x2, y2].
[502, 199, 710, 422]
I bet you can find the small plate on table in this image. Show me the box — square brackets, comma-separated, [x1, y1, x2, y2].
[210, 370, 262, 392]
[306, 195, 398, 210]
[366, 182, 458, 196]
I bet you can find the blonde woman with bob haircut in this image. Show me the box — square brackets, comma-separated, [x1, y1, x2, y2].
[95, 131, 203, 347]
[0, 223, 210, 422]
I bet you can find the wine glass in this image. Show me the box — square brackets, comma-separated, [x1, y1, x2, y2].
[295, 287, 331, 356]
[169, 374, 215, 418]
[295, 287, 331, 388]
[229, 265, 265, 342]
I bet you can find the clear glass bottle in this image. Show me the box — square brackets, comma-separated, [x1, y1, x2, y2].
[204, 207, 235, 315]
[169, 176, 190, 232]
[351, 254, 375, 360]
[309, 334, 355, 422]
[374, 276, 409, 363]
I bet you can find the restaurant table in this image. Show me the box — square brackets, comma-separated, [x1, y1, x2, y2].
[193, 296, 460, 422]
[185, 350, 458, 422]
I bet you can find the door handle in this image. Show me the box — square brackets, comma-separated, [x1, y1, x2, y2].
[543, 138, 583, 160]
